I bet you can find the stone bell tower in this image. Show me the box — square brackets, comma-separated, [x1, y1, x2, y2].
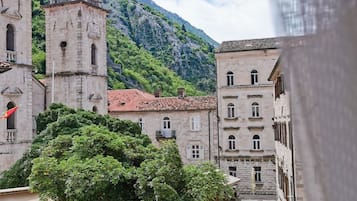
[44, 0, 108, 114]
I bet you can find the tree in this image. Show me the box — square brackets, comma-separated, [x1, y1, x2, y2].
[1, 104, 234, 201]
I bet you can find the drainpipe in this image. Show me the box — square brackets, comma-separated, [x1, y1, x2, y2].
[208, 110, 211, 161]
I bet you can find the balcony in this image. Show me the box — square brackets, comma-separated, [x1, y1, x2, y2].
[6, 51, 16, 63]
[6, 129, 16, 143]
[156, 129, 176, 140]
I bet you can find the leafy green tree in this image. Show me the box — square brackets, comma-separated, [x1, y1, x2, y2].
[1, 104, 234, 201]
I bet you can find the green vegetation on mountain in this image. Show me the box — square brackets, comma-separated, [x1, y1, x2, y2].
[106, 0, 216, 92]
[0, 104, 233, 201]
[136, 0, 219, 47]
[31, 0, 216, 96]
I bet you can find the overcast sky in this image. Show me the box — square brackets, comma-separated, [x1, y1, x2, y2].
[152, 0, 283, 43]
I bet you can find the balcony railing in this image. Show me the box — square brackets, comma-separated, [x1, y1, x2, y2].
[156, 129, 176, 140]
[6, 129, 16, 143]
[6, 51, 16, 63]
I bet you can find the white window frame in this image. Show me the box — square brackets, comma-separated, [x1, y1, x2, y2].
[187, 144, 204, 160]
[190, 115, 201, 131]
[254, 166, 262, 182]
[227, 71, 234, 86]
[253, 135, 261, 150]
[251, 70, 258, 85]
[228, 135, 236, 150]
[229, 166, 237, 177]
[138, 118, 144, 130]
[252, 102, 260, 117]
[227, 103, 235, 118]
[162, 117, 170, 130]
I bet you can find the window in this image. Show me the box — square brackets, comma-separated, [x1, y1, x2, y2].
[252, 102, 260, 117]
[253, 135, 261, 150]
[228, 135, 236, 150]
[163, 117, 170, 129]
[6, 24, 15, 51]
[6, 102, 16, 130]
[91, 44, 97, 65]
[227, 71, 234, 86]
[254, 166, 262, 182]
[92, 106, 97, 113]
[251, 70, 258, 85]
[275, 75, 285, 99]
[138, 118, 144, 130]
[190, 116, 200, 131]
[227, 103, 235, 118]
[229, 166, 237, 177]
[192, 145, 200, 159]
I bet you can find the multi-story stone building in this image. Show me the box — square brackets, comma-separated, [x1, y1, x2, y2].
[269, 57, 305, 201]
[108, 88, 217, 164]
[0, 0, 45, 173]
[215, 38, 281, 200]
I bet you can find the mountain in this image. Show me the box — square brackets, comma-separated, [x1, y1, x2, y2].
[136, 0, 219, 47]
[32, 0, 217, 95]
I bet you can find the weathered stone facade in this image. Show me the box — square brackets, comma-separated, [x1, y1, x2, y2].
[44, 0, 108, 114]
[108, 89, 218, 165]
[215, 38, 281, 200]
[0, 0, 35, 173]
[269, 58, 305, 201]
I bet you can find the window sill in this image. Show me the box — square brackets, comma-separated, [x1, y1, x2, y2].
[225, 149, 239, 153]
[224, 117, 239, 120]
[250, 149, 264, 153]
[255, 182, 264, 186]
[248, 117, 263, 120]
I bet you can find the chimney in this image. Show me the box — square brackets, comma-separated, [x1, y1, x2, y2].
[154, 89, 161, 98]
[177, 88, 185, 98]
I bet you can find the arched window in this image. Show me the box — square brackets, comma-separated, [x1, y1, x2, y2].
[228, 135, 236, 150]
[6, 102, 16, 129]
[163, 117, 170, 130]
[227, 71, 234, 86]
[251, 70, 258, 85]
[138, 118, 144, 130]
[6, 24, 15, 51]
[227, 103, 235, 118]
[252, 102, 260, 117]
[253, 135, 261, 150]
[92, 106, 98, 113]
[91, 44, 97, 65]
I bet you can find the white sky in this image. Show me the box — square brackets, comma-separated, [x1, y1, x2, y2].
[152, 0, 282, 43]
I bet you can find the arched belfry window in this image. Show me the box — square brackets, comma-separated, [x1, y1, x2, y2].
[6, 24, 15, 51]
[6, 102, 16, 129]
[91, 44, 97, 65]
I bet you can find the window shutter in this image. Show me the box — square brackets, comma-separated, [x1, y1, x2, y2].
[195, 116, 200, 131]
[186, 145, 192, 159]
[281, 74, 285, 94]
[199, 145, 204, 160]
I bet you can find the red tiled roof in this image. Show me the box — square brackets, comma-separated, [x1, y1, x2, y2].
[108, 89, 216, 112]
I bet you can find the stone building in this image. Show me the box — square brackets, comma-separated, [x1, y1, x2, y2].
[0, 0, 46, 173]
[0, 0, 108, 173]
[269, 57, 305, 201]
[215, 38, 281, 200]
[43, 0, 108, 114]
[108, 89, 217, 164]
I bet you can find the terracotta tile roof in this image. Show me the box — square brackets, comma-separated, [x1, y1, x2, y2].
[216, 37, 286, 53]
[108, 89, 216, 112]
